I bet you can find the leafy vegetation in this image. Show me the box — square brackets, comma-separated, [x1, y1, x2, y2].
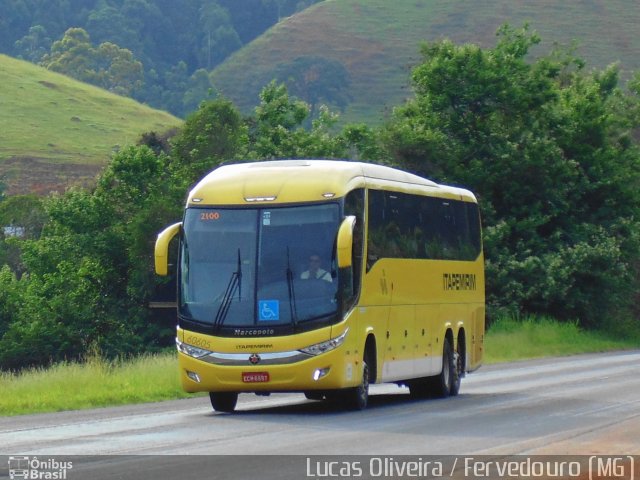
[0, 317, 634, 416]
[384, 26, 640, 330]
[0, 26, 638, 372]
[40, 27, 144, 97]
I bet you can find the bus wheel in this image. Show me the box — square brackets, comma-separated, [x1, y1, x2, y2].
[345, 358, 370, 410]
[209, 392, 238, 413]
[435, 340, 456, 398]
[304, 391, 324, 401]
[450, 344, 463, 396]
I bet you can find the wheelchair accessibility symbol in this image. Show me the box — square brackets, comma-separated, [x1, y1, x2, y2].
[258, 300, 280, 321]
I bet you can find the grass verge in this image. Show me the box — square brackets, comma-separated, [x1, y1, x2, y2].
[0, 317, 636, 416]
[484, 316, 638, 364]
[0, 352, 193, 417]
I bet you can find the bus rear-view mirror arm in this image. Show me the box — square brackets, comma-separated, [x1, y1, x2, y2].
[155, 222, 181, 276]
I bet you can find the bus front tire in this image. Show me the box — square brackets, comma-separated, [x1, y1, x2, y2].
[342, 358, 370, 410]
[304, 391, 325, 401]
[209, 392, 238, 413]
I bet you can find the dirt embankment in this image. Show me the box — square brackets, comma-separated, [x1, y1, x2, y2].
[0, 157, 104, 195]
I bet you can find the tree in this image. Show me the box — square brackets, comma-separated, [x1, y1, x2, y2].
[182, 68, 218, 114]
[275, 56, 351, 118]
[158, 61, 190, 115]
[14, 25, 52, 62]
[0, 194, 47, 272]
[86, 2, 145, 58]
[94, 41, 144, 96]
[41, 27, 144, 97]
[384, 25, 640, 329]
[250, 80, 310, 158]
[0, 0, 31, 53]
[197, 3, 241, 70]
[170, 98, 248, 182]
[248, 81, 380, 160]
[0, 145, 182, 369]
[40, 27, 97, 84]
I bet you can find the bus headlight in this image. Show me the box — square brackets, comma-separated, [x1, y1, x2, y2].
[176, 338, 211, 359]
[299, 329, 348, 356]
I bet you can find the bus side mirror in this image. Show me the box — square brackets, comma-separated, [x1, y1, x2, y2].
[155, 222, 181, 276]
[336, 216, 356, 268]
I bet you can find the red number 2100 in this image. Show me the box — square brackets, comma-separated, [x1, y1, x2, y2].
[200, 212, 220, 221]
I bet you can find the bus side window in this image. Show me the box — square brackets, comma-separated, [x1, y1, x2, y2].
[367, 190, 481, 263]
[344, 189, 365, 301]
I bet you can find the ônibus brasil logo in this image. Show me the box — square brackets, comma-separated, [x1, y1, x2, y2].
[8, 456, 73, 479]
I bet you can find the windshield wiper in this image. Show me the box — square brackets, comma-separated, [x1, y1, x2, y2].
[285, 247, 298, 330]
[213, 249, 242, 328]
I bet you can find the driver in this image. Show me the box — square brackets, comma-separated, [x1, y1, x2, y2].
[300, 254, 332, 282]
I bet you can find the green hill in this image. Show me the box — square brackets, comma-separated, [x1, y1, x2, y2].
[210, 0, 640, 124]
[0, 54, 181, 195]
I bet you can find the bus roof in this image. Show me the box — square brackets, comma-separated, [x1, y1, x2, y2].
[187, 160, 477, 206]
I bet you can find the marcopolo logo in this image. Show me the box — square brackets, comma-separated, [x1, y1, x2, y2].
[8, 456, 73, 479]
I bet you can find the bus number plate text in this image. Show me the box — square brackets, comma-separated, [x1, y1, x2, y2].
[242, 372, 270, 383]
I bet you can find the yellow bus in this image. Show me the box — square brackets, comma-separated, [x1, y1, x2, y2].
[155, 160, 484, 412]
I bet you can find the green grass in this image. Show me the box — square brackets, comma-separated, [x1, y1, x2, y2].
[0, 352, 194, 416]
[0, 54, 180, 163]
[211, 0, 640, 125]
[484, 316, 639, 364]
[0, 54, 181, 194]
[0, 317, 636, 416]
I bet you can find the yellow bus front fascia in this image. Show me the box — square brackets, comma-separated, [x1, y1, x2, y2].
[177, 321, 361, 393]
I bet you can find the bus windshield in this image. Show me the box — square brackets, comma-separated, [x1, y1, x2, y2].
[179, 204, 340, 331]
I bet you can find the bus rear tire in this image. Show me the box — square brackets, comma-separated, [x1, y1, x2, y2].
[409, 340, 459, 399]
[450, 342, 463, 396]
[435, 340, 456, 398]
[209, 392, 238, 413]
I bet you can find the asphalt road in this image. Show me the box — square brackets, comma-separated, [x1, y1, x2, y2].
[1, 351, 639, 479]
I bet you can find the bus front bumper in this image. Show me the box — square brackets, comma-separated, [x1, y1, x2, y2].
[177, 339, 359, 393]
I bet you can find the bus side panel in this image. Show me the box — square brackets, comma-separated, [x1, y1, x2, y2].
[469, 304, 485, 371]
[414, 304, 439, 377]
[362, 257, 486, 382]
[467, 258, 485, 371]
[381, 305, 415, 382]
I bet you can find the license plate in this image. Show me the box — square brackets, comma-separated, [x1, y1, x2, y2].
[242, 372, 270, 383]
